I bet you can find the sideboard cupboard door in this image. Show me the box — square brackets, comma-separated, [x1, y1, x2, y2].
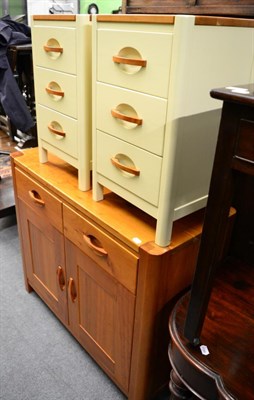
[18, 200, 68, 326]
[65, 238, 135, 394]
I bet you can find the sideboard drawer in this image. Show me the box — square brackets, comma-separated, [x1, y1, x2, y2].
[15, 169, 63, 232]
[37, 105, 78, 159]
[34, 67, 77, 118]
[63, 204, 138, 294]
[96, 82, 167, 156]
[97, 27, 173, 98]
[32, 25, 77, 74]
[96, 130, 162, 207]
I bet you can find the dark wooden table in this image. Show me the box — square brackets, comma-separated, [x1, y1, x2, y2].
[169, 258, 254, 399]
[168, 84, 254, 399]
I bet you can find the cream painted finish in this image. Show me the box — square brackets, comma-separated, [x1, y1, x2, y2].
[36, 105, 78, 159]
[32, 15, 92, 191]
[34, 67, 77, 118]
[97, 27, 173, 98]
[96, 130, 162, 209]
[96, 82, 167, 156]
[32, 25, 77, 74]
[93, 15, 254, 247]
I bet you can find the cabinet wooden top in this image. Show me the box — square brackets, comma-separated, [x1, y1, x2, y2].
[96, 14, 254, 27]
[33, 15, 76, 21]
[12, 148, 206, 253]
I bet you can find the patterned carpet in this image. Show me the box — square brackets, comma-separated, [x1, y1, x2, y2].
[0, 153, 12, 179]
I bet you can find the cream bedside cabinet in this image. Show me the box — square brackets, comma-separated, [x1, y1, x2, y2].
[92, 14, 254, 246]
[31, 15, 92, 191]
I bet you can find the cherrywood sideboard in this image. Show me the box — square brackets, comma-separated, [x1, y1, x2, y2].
[168, 85, 254, 399]
[11, 147, 207, 400]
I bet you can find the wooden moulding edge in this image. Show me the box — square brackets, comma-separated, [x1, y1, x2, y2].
[33, 15, 76, 21]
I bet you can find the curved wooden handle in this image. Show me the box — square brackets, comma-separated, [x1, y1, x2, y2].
[45, 87, 64, 97]
[48, 124, 66, 137]
[57, 266, 66, 291]
[43, 45, 63, 53]
[113, 55, 147, 67]
[28, 190, 45, 206]
[111, 109, 143, 126]
[83, 234, 108, 257]
[111, 157, 140, 176]
[68, 278, 77, 303]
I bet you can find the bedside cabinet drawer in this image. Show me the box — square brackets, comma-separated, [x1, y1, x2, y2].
[97, 28, 172, 98]
[37, 105, 78, 159]
[34, 67, 77, 118]
[63, 204, 138, 294]
[96, 130, 162, 207]
[15, 169, 63, 232]
[96, 82, 167, 156]
[32, 26, 76, 74]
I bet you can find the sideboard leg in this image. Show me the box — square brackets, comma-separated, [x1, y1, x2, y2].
[169, 369, 193, 400]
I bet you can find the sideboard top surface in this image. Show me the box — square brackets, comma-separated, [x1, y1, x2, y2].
[96, 14, 254, 28]
[12, 148, 205, 253]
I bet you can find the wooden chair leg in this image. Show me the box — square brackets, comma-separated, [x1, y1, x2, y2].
[169, 369, 193, 400]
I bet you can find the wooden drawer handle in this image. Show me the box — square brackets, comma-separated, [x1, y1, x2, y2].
[43, 45, 63, 53]
[113, 55, 147, 68]
[57, 266, 66, 291]
[48, 124, 66, 137]
[83, 234, 108, 257]
[28, 190, 45, 206]
[111, 157, 140, 176]
[111, 109, 143, 126]
[45, 87, 64, 97]
[68, 278, 77, 303]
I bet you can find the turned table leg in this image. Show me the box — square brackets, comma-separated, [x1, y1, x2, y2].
[169, 369, 193, 400]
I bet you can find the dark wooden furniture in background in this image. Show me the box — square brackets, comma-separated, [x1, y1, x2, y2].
[122, 0, 254, 17]
[6, 43, 37, 147]
[168, 84, 254, 399]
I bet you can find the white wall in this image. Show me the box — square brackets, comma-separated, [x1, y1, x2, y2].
[26, 0, 79, 25]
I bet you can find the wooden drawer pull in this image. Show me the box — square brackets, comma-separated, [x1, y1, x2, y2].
[43, 45, 63, 53]
[48, 124, 66, 137]
[57, 266, 66, 291]
[83, 234, 108, 257]
[28, 190, 45, 206]
[111, 157, 140, 176]
[45, 87, 64, 97]
[111, 109, 143, 126]
[113, 55, 147, 68]
[68, 278, 77, 303]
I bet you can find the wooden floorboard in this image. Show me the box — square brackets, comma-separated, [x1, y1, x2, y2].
[0, 129, 17, 153]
